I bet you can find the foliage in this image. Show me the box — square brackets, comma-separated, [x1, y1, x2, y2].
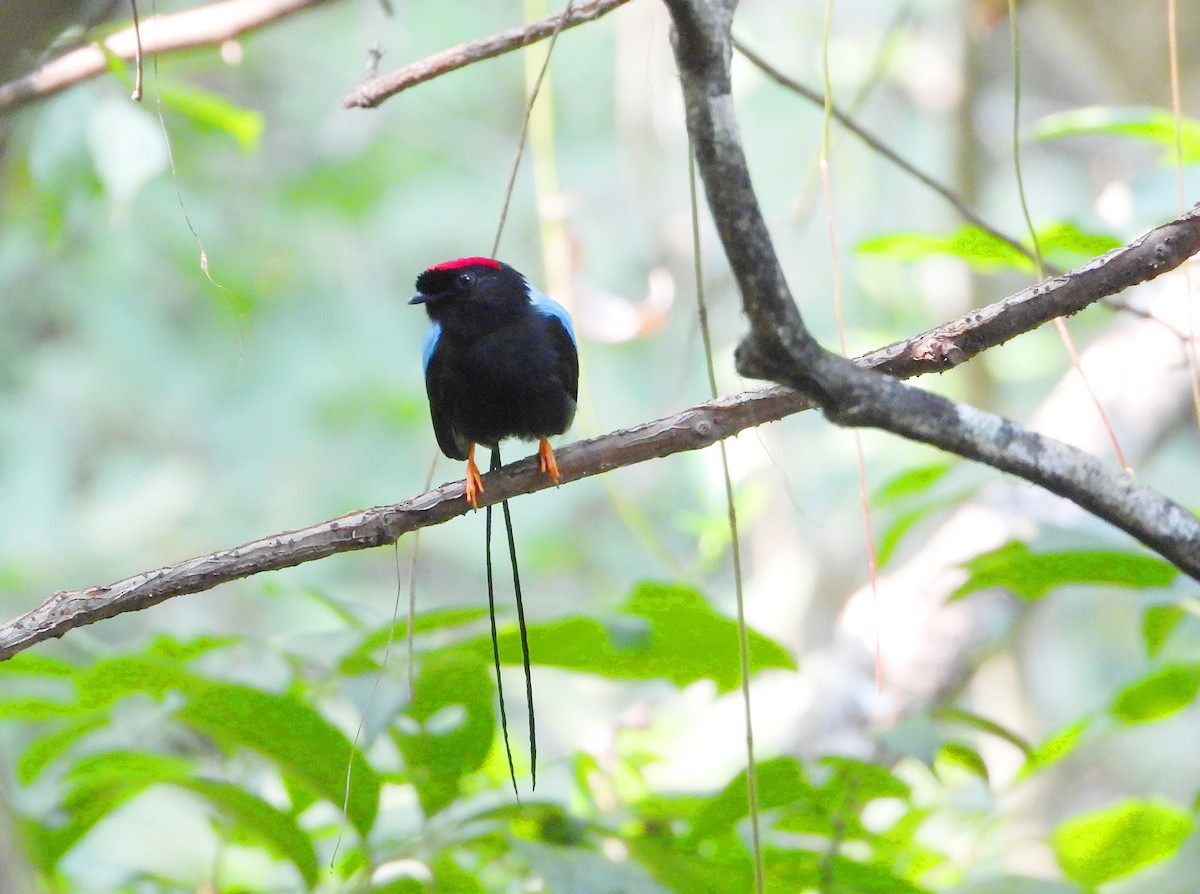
[1, 0, 1198, 892]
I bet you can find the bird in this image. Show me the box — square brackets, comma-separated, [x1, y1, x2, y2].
[410, 257, 579, 794]
[409, 257, 578, 507]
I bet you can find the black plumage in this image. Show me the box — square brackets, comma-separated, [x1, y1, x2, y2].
[409, 257, 579, 796]
[410, 257, 578, 505]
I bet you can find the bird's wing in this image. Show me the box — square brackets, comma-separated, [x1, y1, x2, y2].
[423, 334, 471, 461]
[527, 285, 579, 403]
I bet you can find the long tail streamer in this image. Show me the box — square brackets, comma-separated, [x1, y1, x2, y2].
[485, 446, 538, 797]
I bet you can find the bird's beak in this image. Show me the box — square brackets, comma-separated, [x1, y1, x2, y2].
[408, 292, 430, 305]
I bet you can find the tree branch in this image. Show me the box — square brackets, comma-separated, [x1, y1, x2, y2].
[341, 0, 635, 110]
[662, 0, 1199, 573]
[0, 0, 334, 113]
[4, 191, 1199, 660]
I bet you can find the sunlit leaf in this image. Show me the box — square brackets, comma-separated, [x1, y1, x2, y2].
[857, 227, 1030, 272]
[451, 582, 793, 692]
[872, 463, 952, 508]
[1052, 799, 1192, 887]
[157, 83, 265, 153]
[953, 542, 1178, 600]
[935, 742, 988, 783]
[1036, 221, 1121, 264]
[1033, 106, 1200, 165]
[0, 654, 78, 678]
[1111, 663, 1200, 724]
[858, 222, 1120, 274]
[1021, 718, 1090, 777]
[1142, 605, 1185, 658]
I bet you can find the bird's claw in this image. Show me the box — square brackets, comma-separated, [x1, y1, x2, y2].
[538, 437, 560, 485]
[465, 446, 485, 508]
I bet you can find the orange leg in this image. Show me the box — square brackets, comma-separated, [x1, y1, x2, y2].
[464, 443, 484, 508]
[537, 437, 561, 484]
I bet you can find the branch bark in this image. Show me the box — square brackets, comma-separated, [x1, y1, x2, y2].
[341, 0, 634, 109]
[662, 0, 1199, 572]
[0, 0, 333, 113]
[3, 191, 1199, 659]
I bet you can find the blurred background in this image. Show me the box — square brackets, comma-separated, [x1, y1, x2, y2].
[0, 0, 1198, 891]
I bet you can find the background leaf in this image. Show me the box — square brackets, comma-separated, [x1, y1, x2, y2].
[1052, 799, 1193, 887]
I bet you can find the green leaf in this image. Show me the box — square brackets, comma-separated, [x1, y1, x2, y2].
[17, 714, 108, 784]
[934, 707, 1033, 757]
[432, 851, 487, 894]
[1111, 663, 1200, 724]
[0, 698, 80, 720]
[935, 742, 989, 783]
[1033, 106, 1200, 165]
[0, 653, 78, 678]
[176, 777, 319, 886]
[1142, 605, 1185, 658]
[176, 682, 380, 836]
[394, 652, 495, 817]
[340, 607, 490, 675]
[156, 82, 265, 153]
[765, 847, 932, 893]
[628, 835, 752, 894]
[872, 463, 953, 508]
[1051, 799, 1192, 887]
[858, 223, 1120, 274]
[953, 542, 1178, 600]
[819, 756, 910, 803]
[450, 582, 794, 693]
[1036, 222, 1121, 265]
[689, 757, 807, 843]
[29, 751, 194, 871]
[858, 227, 1031, 272]
[1021, 718, 1090, 777]
[76, 656, 207, 709]
[143, 634, 238, 662]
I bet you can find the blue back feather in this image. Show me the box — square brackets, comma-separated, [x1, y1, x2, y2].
[526, 283, 577, 346]
[421, 322, 441, 374]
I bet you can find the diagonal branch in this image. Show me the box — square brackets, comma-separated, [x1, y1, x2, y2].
[4, 190, 1200, 660]
[662, 0, 1199, 574]
[342, 0, 634, 109]
[0, 0, 334, 114]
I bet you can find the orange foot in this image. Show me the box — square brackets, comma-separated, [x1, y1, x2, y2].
[464, 443, 484, 508]
[538, 437, 561, 484]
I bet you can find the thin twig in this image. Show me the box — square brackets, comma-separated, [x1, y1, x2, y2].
[129, 0, 144, 101]
[0, 0, 333, 113]
[343, 0, 633, 109]
[732, 37, 1058, 275]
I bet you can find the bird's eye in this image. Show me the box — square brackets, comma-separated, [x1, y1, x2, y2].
[457, 271, 475, 288]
